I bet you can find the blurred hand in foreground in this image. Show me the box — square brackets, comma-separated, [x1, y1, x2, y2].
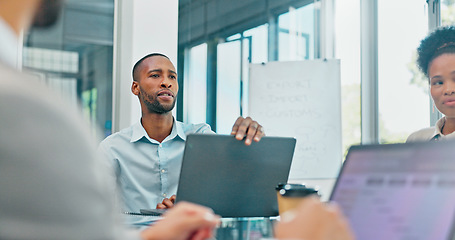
[274, 197, 355, 240]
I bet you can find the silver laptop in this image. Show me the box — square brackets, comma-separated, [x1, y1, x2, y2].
[174, 134, 296, 217]
[330, 141, 455, 240]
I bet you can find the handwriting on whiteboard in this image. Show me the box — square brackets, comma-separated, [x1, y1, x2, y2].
[249, 60, 342, 179]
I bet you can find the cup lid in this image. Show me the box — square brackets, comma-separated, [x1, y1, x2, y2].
[275, 183, 307, 190]
[276, 183, 318, 197]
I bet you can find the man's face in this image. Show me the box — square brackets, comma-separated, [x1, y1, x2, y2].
[32, 0, 62, 28]
[132, 56, 179, 114]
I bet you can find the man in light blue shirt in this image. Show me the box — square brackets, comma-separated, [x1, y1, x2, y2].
[98, 53, 265, 213]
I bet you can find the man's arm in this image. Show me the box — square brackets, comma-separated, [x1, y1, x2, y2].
[231, 116, 265, 145]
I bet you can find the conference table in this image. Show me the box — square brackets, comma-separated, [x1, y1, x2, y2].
[125, 214, 277, 240]
[216, 217, 276, 239]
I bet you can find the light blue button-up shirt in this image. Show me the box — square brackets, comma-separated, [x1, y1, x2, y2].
[98, 119, 214, 212]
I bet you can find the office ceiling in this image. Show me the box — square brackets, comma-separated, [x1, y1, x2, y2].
[27, 0, 309, 49]
[178, 0, 310, 46]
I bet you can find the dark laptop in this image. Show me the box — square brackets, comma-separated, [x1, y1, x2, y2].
[330, 141, 455, 240]
[173, 134, 296, 218]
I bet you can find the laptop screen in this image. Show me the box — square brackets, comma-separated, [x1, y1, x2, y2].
[330, 142, 455, 240]
[176, 134, 296, 217]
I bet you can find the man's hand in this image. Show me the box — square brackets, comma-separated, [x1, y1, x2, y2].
[274, 197, 355, 240]
[231, 116, 265, 145]
[141, 202, 221, 240]
[156, 195, 176, 209]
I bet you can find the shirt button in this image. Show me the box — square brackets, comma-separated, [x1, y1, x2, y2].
[161, 169, 165, 173]
[163, 193, 167, 197]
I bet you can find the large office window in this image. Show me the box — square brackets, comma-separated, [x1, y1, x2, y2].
[184, 43, 207, 124]
[216, 40, 242, 134]
[23, 0, 114, 137]
[179, 1, 317, 134]
[179, 0, 443, 154]
[335, 0, 361, 155]
[442, 1, 455, 25]
[213, 25, 269, 134]
[378, 0, 429, 143]
[242, 24, 268, 117]
[244, 25, 268, 64]
[278, 4, 315, 61]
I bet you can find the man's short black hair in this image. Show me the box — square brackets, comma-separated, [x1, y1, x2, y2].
[132, 53, 170, 81]
[417, 26, 455, 78]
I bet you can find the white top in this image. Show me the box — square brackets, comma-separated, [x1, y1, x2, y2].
[407, 117, 455, 142]
[0, 16, 19, 68]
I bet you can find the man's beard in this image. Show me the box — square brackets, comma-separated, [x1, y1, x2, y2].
[32, 0, 63, 28]
[140, 87, 176, 114]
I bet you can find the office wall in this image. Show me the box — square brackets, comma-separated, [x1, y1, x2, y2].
[113, 0, 179, 132]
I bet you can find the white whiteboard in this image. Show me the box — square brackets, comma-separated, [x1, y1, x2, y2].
[248, 60, 341, 179]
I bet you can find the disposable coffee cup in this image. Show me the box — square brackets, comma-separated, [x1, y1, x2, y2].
[276, 183, 319, 215]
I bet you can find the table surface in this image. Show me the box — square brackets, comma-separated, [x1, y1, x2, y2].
[125, 215, 278, 240]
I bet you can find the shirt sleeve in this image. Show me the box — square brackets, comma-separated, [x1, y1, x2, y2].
[196, 123, 216, 134]
[98, 139, 122, 177]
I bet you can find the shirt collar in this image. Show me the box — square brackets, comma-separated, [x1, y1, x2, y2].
[130, 121, 148, 143]
[174, 120, 188, 141]
[130, 118, 187, 143]
[431, 117, 446, 140]
[0, 17, 19, 68]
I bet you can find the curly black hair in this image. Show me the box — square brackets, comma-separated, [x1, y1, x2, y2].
[417, 26, 455, 78]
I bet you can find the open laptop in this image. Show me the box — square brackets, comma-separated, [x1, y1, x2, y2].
[330, 141, 455, 240]
[172, 134, 296, 217]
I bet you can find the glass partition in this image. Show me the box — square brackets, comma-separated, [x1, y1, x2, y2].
[378, 0, 429, 143]
[23, 0, 114, 137]
[441, 1, 455, 26]
[278, 4, 315, 61]
[216, 40, 242, 134]
[184, 43, 208, 124]
[335, 0, 361, 156]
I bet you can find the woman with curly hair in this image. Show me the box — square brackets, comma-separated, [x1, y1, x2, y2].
[407, 26, 455, 142]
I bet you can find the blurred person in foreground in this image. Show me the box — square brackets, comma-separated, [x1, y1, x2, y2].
[0, 0, 354, 240]
[0, 0, 218, 239]
[275, 197, 354, 240]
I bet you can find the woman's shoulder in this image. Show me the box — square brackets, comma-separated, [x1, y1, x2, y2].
[406, 127, 437, 143]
